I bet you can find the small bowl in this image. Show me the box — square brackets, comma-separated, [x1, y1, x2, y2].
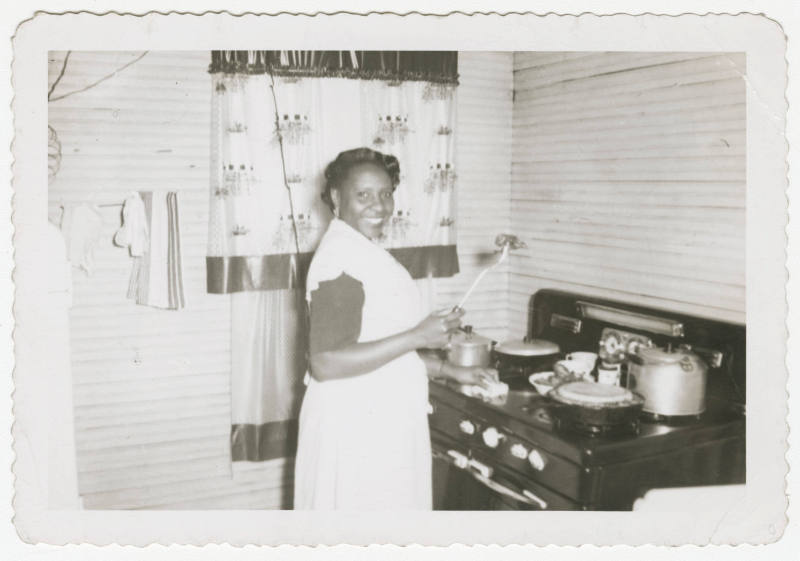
[528, 371, 557, 395]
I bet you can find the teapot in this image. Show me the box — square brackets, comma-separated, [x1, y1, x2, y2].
[627, 344, 708, 417]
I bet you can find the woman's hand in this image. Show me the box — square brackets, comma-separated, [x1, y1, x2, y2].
[412, 307, 465, 349]
[445, 364, 500, 387]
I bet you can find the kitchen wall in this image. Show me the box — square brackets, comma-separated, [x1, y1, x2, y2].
[47, 51, 513, 509]
[509, 52, 746, 330]
[441, 52, 514, 342]
[48, 51, 285, 510]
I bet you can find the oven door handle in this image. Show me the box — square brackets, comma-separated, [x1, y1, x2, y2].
[437, 448, 549, 509]
[470, 472, 549, 510]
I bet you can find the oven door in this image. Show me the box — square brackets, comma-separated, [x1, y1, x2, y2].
[432, 435, 575, 510]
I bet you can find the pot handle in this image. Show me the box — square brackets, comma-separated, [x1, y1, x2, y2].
[684, 345, 723, 369]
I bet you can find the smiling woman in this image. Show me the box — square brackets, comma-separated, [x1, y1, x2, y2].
[293, 147, 497, 510]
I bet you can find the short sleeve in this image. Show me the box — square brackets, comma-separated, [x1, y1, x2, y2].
[308, 272, 365, 354]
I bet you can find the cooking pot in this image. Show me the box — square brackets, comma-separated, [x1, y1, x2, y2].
[493, 338, 560, 379]
[627, 344, 708, 416]
[446, 325, 493, 367]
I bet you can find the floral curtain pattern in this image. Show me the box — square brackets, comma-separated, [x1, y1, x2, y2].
[207, 51, 459, 461]
[207, 51, 460, 293]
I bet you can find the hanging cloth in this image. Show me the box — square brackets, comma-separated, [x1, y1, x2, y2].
[60, 203, 104, 274]
[113, 191, 149, 256]
[127, 191, 186, 310]
[229, 289, 307, 462]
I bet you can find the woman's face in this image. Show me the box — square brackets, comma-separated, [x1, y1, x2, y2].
[332, 162, 395, 240]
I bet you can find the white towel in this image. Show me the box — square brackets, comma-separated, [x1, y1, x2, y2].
[60, 203, 103, 274]
[126, 191, 185, 310]
[113, 192, 149, 256]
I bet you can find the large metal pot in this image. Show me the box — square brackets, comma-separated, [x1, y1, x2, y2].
[446, 325, 493, 367]
[627, 344, 708, 416]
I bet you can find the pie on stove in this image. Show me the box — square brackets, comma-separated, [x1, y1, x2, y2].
[551, 381, 635, 406]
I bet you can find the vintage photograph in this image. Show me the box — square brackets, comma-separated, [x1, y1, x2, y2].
[44, 48, 747, 511]
[10, 11, 789, 548]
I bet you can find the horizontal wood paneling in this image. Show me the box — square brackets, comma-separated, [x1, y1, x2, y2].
[514, 55, 744, 101]
[510, 51, 746, 323]
[48, 50, 515, 509]
[438, 51, 513, 342]
[48, 51, 289, 510]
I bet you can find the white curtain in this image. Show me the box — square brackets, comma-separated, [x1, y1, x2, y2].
[230, 290, 307, 461]
[208, 54, 459, 461]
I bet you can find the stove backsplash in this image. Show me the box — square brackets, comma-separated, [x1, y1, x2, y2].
[527, 290, 746, 409]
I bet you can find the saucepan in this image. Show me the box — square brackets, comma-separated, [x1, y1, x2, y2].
[445, 325, 494, 367]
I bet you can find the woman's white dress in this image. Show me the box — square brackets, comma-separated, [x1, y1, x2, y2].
[293, 218, 432, 510]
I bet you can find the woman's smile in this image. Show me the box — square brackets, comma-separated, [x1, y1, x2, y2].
[332, 162, 396, 240]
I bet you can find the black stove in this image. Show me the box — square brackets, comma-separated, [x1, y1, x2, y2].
[429, 289, 746, 511]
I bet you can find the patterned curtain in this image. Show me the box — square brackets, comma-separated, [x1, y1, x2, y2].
[208, 51, 459, 461]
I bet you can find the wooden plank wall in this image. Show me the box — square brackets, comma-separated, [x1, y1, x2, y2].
[47, 51, 513, 509]
[439, 52, 514, 342]
[509, 52, 746, 329]
[48, 51, 289, 510]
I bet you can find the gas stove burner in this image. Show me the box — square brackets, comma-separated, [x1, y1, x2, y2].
[639, 411, 704, 425]
[554, 417, 641, 438]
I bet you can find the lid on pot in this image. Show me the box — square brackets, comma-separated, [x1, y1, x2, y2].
[495, 339, 560, 357]
[450, 326, 493, 348]
[634, 345, 699, 365]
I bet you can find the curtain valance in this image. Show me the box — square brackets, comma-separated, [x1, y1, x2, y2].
[206, 53, 461, 295]
[208, 50, 459, 84]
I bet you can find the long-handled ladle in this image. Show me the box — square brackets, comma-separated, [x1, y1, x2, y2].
[454, 234, 527, 311]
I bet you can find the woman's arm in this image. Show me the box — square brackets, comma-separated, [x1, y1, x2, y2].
[311, 328, 422, 381]
[310, 308, 464, 382]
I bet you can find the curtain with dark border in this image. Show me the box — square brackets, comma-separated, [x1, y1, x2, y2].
[208, 50, 459, 462]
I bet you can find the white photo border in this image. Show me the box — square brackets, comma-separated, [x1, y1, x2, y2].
[10, 10, 789, 547]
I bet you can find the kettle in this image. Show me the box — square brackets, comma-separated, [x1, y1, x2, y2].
[445, 325, 494, 368]
[627, 344, 708, 416]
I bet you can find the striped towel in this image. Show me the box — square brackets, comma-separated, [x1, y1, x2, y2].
[127, 191, 186, 310]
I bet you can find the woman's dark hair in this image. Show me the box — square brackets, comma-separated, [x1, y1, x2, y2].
[321, 147, 401, 213]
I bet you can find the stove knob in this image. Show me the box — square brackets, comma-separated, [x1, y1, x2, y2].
[458, 420, 476, 435]
[482, 427, 505, 448]
[528, 449, 547, 471]
[510, 443, 529, 459]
